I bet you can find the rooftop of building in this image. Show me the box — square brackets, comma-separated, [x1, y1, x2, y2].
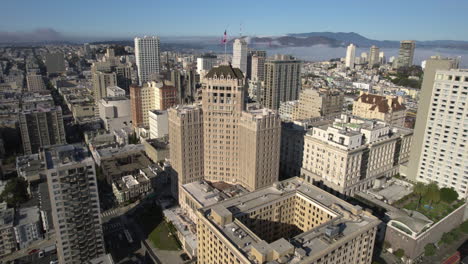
[182, 180, 248, 208]
[0, 202, 14, 227]
[16, 154, 45, 179]
[43, 144, 92, 169]
[113, 173, 149, 192]
[205, 64, 244, 80]
[199, 177, 380, 263]
[149, 109, 167, 115]
[14, 206, 40, 226]
[145, 137, 169, 150]
[355, 92, 406, 113]
[97, 144, 145, 159]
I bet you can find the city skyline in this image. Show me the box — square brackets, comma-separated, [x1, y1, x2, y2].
[2, 0, 468, 42]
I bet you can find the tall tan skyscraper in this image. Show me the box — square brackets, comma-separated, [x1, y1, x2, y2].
[395, 40, 416, 68]
[368, 45, 380, 67]
[407, 56, 459, 181]
[345, 43, 356, 69]
[92, 71, 117, 103]
[169, 65, 281, 200]
[263, 55, 301, 110]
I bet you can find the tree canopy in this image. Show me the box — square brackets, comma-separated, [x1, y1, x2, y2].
[0, 177, 29, 207]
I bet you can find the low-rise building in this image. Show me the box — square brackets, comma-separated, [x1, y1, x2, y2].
[197, 177, 380, 264]
[16, 154, 46, 194]
[13, 206, 43, 249]
[353, 92, 406, 127]
[142, 137, 169, 163]
[0, 202, 16, 257]
[294, 88, 344, 120]
[112, 172, 152, 204]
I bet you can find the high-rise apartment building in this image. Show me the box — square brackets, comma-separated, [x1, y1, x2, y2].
[129, 80, 177, 128]
[263, 55, 301, 110]
[395, 40, 416, 69]
[0, 203, 15, 257]
[379, 51, 386, 65]
[42, 144, 104, 263]
[353, 92, 407, 127]
[294, 88, 344, 120]
[232, 39, 248, 74]
[412, 69, 468, 197]
[196, 54, 217, 75]
[197, 177, 380, 264]
[407, 56, 459, 181]
[368, 45, 380, 67]
[250, 50, 267, 81]
[301, 115, 412, 196]
[26, 74, 46, 92]
[345, 43, 356, 69]
[19, 106, 66, 155]
[92, 71, 117, 103]
[45, 53, 66, 76]
[135, 36, 161, 85]
[148, 110, 168, 139]
[169, 65, 281, 200]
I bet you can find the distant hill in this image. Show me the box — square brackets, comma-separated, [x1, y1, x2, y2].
[286, 32, 468, 49]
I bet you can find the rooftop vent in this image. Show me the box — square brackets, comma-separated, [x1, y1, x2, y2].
[324, 225, 341, 238]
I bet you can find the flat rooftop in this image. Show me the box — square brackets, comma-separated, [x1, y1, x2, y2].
[43, 144, 92, 169]
[182, 180, 248, 208]
[199, 177, 380, 263]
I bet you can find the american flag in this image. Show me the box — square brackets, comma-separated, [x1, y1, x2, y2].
[221, 30, 227, 44]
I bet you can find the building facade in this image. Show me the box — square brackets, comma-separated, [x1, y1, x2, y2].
[395, 40, 416, 69]
[353, 92, 407, 127]
[368, 45, 380, 67]
[149, 110, 168, 139]
[301, 115, 413, 196]
[232, 39, 248, 74]
[263, 55, 301, 110]
[413, 69, 468, 197]
[134, 36, 161, 85]
[169, 65, 281, 200]
[19, 106, 67, 155]
[407, 56, 459, 182]
[45, 53, 66, 76]
[294, 88, 344, 120]
[197, 177, 380, 264]
[43, 144, 104, 263]
[345, 44, 356, 69]
[26, 74, 46, 92]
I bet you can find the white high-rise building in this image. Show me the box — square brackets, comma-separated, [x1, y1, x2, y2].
[232, 39, 248, 74]
[196, 54, 217, 75]
[345, 43, 356, 69]
[379, 51, 386, 64]
[414, 69, 468, 197]
[134, 36, 161, 85]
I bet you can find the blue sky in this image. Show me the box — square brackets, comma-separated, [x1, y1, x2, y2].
[2, 0, 467, 41]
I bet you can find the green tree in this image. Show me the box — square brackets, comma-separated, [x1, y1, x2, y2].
[424, 182, 440, 206]
[441, 232, 455, 244]
[460, 220, 468, 233]
[440, 187, 458, 203]
[413, 182, 427, 210]
[0, 177, 29, 207]
[394, 248, 405, 258]
[424, 243, 436, 256]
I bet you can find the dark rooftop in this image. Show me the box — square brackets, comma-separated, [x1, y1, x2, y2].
[205, 64, 244, 80]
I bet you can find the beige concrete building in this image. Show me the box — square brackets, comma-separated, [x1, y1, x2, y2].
[294, 88, 344, 120]
[112, 172, 152, 204]
[353, 92, 406, 127]
[197, 177, 380, 264]
[168, 105, 204, 200]
[263, 55, 301, 110]
[169, 65, 281, 201]
[301, 115, 413, 196]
